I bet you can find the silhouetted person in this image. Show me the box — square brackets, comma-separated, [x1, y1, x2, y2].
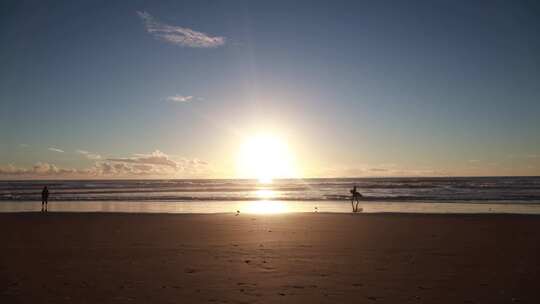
[41, 186, 49, 212]
[350, 185, 362, 212]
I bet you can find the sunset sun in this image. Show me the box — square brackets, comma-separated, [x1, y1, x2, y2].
[236, 134, 298, 183]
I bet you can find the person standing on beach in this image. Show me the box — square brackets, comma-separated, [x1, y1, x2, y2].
[41, 186, 49, 212]
[350, 185, 362, 212]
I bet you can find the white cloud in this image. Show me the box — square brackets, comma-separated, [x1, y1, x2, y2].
[0, 164, 24, 175]
[107, 150, 178, 168]
[137, 11, 225, 48]
[166, 95, 194, 103]
[95, 154, 209, 177]
[76, 150, 102, 160]
[48, 147, 65, 153]
[32, 162, 61, 174]
[0, 152, 210, 179]
[0, 162, 76, 176]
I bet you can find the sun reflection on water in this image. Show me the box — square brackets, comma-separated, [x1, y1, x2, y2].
[255, 189, 276, 199]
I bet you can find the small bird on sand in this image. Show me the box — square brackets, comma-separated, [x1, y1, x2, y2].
[236, 210, 240, 216]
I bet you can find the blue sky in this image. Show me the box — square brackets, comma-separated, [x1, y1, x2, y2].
[1, 0, 539, 178]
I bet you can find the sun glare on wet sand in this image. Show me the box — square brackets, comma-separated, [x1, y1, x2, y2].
[241, 200, 289, 214]
[236, 134, 298, 183]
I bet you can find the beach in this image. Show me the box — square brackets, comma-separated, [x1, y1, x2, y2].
[1, 213, 539, 303]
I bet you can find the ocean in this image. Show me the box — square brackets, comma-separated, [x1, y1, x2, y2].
[1, 177, 540, 214]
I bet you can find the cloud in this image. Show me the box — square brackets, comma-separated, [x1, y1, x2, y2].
[0, 162, 76, 176]
[89, 160, 194, 177]
[0, 164, 26, 175]
[137, 11, 225, 48]
[96, 153, 210, 177]
[0, 152, 210, 179]
[32, 162, 63, 174]
[76, 150, 102, 160]
[507, 154, 540, 159]
[107, 150, 178, 168]
[167, 95, 194, 103]
[322, 164, 449, 177]
[48, 147, 65, 153]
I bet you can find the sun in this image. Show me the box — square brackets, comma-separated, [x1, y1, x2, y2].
[236, 134, 298, 183]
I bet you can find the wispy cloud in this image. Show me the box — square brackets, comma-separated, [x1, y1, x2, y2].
[322, 164, 449, 178]
[76, 150, 102, 160]
[507, 154, 540, 159]
[166, 95, 194, 103]
[48, 147, 64, 153]
[369, 168, 388, 172]
[137, 11, 225, 48]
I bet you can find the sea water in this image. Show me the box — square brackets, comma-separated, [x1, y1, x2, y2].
[1, 177, 539, 214]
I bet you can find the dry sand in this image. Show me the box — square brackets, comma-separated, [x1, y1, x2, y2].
[1, 212, 539, 303]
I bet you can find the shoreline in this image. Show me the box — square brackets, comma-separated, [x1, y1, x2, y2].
[3, 210, 540, 216]
[2, 199, 540, 215]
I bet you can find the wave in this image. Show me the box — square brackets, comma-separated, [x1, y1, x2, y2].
[1, 177, 539, 203]
[2, 194, 540, 203]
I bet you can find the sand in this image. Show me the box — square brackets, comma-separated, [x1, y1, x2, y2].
[1, 212, 539, 303]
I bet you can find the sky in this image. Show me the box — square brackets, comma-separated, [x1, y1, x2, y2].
[1, 0, 539, 179]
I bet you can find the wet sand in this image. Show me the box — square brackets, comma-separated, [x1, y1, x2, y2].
[1, 213, 539, 303]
